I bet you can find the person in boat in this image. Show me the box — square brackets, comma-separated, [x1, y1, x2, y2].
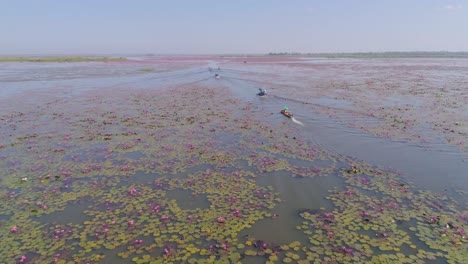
[282, 106, 290, 116]
[258, 88, 267, 96]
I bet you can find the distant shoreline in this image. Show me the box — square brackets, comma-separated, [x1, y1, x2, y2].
[265, 51, 468, 58]
[0, 56, 127, 62]
[2, 52, 468, 62]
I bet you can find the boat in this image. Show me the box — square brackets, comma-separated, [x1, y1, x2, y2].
[281, 109, 293, 118]
[257, 88, 267, 96]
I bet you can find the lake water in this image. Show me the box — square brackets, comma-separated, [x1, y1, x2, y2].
[0, 56, 466, 264]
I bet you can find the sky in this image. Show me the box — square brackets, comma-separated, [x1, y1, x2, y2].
[1, 0, 467, 55]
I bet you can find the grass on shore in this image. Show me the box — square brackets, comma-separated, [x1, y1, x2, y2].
[0, 56, 127, 62]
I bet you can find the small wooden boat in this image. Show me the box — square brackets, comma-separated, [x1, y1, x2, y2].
[257, 88, 267, 96]
[281, 109, 293, 118]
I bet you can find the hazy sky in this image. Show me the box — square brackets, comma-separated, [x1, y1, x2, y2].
[1, 0, 467, 54]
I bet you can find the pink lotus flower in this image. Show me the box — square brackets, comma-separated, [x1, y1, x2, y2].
[164, 245, 174, 256]
[11, 226, 18, 233]
[128, 220, 134, 227]
[227, 196, 238, 203]
[231, 208, 240, 217]
[340, 246, 353, 254]
[312, 167, 321, 173]
[359, 211, 371, 218]
[54, 253, 61, 263]
[152, 205, 161, 213]
[459, 214, 468, 221]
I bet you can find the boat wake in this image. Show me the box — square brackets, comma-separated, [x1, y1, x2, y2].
[291, 117, 304, 126]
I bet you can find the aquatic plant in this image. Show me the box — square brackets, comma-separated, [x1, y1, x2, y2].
[0, 84, 465, 263]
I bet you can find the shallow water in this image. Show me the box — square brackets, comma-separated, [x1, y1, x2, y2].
[0, 57, 466, 264]
[219, 61, 468, 191]
[221, 73, 468, 197]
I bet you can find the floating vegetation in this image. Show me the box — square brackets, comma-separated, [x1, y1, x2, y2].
[139, 68, 155, 72]
[0, 83, 466, 263]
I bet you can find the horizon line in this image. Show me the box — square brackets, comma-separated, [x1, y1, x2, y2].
[1, 51, 468, 57]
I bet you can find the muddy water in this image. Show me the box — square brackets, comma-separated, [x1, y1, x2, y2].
[0, 57, 466, 264]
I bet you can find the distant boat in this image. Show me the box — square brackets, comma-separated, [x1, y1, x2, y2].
[257, 88, 267, 96]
